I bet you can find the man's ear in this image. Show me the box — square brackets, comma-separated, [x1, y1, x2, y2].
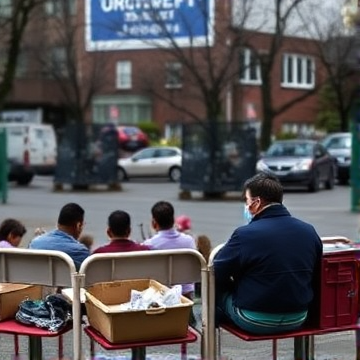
[151, 219, 158, 231]
[106, 227, 112, 238]
[126, 226, 131, 237]
[75, 222, 83, 236]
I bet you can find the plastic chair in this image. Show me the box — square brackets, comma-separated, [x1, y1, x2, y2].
[77, 249, 209, 360]
[0, 248, 81, 360]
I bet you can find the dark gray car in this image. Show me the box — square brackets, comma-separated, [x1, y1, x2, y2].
[256, 139, 337, 192]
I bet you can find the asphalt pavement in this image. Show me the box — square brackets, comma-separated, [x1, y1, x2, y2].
[0, 177, 359, 359]
[2, 176, 359, 249]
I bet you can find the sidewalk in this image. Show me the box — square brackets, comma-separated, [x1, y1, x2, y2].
[0, 300, 358, 360]
[0, 326, 357, 360]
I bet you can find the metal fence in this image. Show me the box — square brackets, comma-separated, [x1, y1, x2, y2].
[54, 123, 118, 186]
[181, 121, 258, 193]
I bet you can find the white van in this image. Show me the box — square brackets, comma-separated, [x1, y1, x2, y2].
[0, 123, 57, 185]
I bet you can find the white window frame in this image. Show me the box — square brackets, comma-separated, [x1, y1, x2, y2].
[239, 48, 262, 85]
[45, 0, 77, 16]
[282, 122, 315, 137]
[281, 54, 315, 89]
[165, 62, 183, 89]
[116, 61, 132, 89]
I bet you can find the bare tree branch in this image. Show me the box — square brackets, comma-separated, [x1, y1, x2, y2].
[29, 0, 110, 123]
[0, 0, 44, 110]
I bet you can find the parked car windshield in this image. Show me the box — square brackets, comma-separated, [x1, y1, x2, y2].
[322, 135, 351, 150]
[122, 126, 142, 136]
[266, 142, 313, 157]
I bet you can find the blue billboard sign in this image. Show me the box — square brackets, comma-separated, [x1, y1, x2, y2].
[85, 0, 214, 51]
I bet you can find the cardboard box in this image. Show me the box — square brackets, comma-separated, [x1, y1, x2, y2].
[319, 249, 359, 328]
[85, 279, 193, 343]
[0, 283, 42, 321]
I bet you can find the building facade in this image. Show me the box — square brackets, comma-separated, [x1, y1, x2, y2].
[2, 0, 346, 140]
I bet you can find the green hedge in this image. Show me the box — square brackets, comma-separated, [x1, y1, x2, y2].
[138, 121, 161, 142]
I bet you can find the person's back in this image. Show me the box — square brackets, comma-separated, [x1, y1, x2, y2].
[144, 201, 197, 327]
[214, 172, 323, 334]
[143, 202, 196, 251]
[29, 203, 90, 270]
[144, 228, 195, 251]
[143, 201, 196, 296]
[144, 203, 196, 252]
[224, 207, 321, 313]
[93, 210, 150, 254]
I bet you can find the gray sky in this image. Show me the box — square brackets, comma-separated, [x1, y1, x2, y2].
[231, 0, 348, 39]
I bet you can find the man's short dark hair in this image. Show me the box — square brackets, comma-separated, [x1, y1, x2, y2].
[0, 219, 26, 239]
[151, 201, 174, 230]
[58, 203, 85, 226]
[108, 210, 131, 237]
[242, 172, 283, 204]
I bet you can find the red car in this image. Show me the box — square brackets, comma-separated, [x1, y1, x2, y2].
[117, 126, 149, 152]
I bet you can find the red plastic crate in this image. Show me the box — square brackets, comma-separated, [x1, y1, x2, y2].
[319, 249, 360, 329]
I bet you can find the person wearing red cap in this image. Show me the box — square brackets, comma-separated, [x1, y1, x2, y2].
[175, 214, 212, 264]
[175, 215, 192, 234]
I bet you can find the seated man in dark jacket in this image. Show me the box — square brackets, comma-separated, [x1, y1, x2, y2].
[214, 172, 323, 334]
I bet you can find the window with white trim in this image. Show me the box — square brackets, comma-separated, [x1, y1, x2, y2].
[116, 61, 132, 89]
[165, 62, 183, 88]
[281, 54, 315, 89]
[239, 48, 261, 84]
[45, 0, 77, 16]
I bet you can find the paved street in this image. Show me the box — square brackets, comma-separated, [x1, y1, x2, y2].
[1, 177, 359, 249]
[0, 177, 359, 359]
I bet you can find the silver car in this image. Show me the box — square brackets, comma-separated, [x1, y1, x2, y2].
[117, 146, 182, 182]
[256, 139, 337, 192]
[321, 132, 351, 185]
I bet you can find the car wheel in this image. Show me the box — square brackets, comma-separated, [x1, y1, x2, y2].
[308, 173, 320, 193]
[325, 170, 335, 190]
[169, 166, 181, 182]
[117, 167, 128, 182]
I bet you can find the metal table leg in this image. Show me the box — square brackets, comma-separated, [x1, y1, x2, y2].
[131, 347, 146, 360]
[294, 336, 311, 360]
[28, 336, 42, 360]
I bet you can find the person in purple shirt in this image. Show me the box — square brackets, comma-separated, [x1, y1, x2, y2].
[0, 218, 27, 248]
[143, 201, 196, 297]
[143, 201, 197, 327]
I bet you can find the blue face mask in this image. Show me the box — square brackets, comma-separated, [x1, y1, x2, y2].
[243, 204, 253, 224]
